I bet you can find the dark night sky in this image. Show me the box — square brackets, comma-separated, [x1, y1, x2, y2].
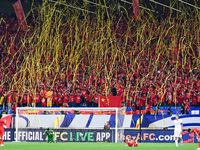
[0, 0, 198, 15]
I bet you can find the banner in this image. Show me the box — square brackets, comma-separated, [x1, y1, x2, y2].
[16, 114, 200, 129]
[16, 129, 114, 142]
[19, 109, 44, 114]
[99, 96, 121, 107]
[132, 0, 140, 19]
[13, 0, 28, 31]
[123, 130, 195, 143]
[3, 129, 14, 142]
[3, 129, 198, 143]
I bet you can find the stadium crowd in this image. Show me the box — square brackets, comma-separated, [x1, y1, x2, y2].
[0, 7, 200, 115]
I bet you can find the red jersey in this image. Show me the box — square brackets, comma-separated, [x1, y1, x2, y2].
[69, 95, 74, 103]
[85, 94, 92, 102]
[22, 95, 27, 104]
[145, 105, 152, 113]
[185, 102, 190, 110]
[53, 94, 58, 102]
[13, 95, 18, 102]
[63, 95, 69, 103]
[7, 95, 12, 103]
[35, 95, 41, 103]
[57, 95, 62, 104]
[126, 99, 131, 107]
[83, 83, 88, 89]
[94, 96, 99, 103]
[197, 95, 200, 103]
[81, 90, 87, 97]
[128, 140, 138, 147]
[192, 96, 198, 106]
[192, 128, 200, 135]
[41, 97, 46, 106]
[76, 96, 81, 103]
[141, 96, 147, 105]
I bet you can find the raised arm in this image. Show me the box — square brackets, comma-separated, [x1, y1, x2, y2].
[43, 130, 47, 135]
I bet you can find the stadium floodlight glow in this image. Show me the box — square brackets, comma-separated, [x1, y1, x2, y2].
[121, 0, 155, 12]
[48, 0, 96, 14]
[149, 0, 182, 13]
[178, 0, 200, 10]
[83, 0, 109, 9]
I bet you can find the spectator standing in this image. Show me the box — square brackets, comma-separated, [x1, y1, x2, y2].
[35, 91, 41, 107]
[6, 92, 12, 113]
[68, 92, 75, 107]
[22, 92, 27, 107]
[75, 92, 81, 107]
[180, 103, 185, 115]
[185, 99, 190, 115]
[145, 104, 152, 115]
[197, 92, 200, 106]
[167, 108, 173, 115]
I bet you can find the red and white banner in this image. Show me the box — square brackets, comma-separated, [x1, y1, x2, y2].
[132, 0, 140, 19]
[13, 0, 28, 31]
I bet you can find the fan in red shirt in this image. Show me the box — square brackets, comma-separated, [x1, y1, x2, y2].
[85, 94, 93, 107]
[7, 94, 12, 113]
[0, 114, 6, 147]
[35, 91, 41, 107]
[68, 92, 75, 107]
[57, 92, 63, 107]
[62, 91, 69, 107]
[185, 99, 190, 115]
[81, 87, 87, 103]
[53, 91, 58, 107]
[94, 93, 99, 107]
[145, 104, 152, 115]
[22, 93, 27, 107]
[13, 92, 19, 105]
[27, 93, 32, 107]
[40, 92, 46, 107]
[188, 128, 200, 150]
[75, 92, 81, 107]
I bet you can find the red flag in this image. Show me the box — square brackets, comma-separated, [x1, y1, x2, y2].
[2, 115, 12, 129]
[13, 0, 28, 31]
[132, 0, 140, 19]
[99, 96, 121, 107]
